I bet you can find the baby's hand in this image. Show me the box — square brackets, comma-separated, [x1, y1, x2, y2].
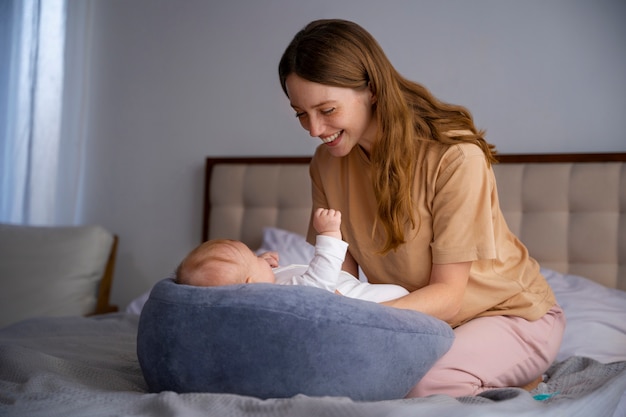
[258, 251, 279, 268]
[313, 208, 342, 240]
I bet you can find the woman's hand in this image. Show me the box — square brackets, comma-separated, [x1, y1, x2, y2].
[382, 261, 471, 323]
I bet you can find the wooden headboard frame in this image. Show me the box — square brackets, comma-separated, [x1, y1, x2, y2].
[204, 153, 626, 290]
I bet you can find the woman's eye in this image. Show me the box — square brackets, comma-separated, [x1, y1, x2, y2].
[322, 108, 335, 115]
[295, 112, 306, 119]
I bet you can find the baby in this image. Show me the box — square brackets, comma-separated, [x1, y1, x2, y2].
[176, 208, 408, 303]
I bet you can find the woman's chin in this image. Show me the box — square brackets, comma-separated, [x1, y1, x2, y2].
[326, 145, 351, 158]
[323, 135, 352, 157]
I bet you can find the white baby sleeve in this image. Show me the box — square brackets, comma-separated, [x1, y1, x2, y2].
[284, 235, 348, 292]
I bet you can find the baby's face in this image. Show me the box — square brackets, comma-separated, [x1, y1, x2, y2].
[230, 241, 276, 284]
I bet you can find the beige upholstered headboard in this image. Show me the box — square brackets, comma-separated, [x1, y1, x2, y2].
[203, 153, 626, 291]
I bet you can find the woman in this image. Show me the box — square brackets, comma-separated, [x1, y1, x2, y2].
[278, 19, 565, 397]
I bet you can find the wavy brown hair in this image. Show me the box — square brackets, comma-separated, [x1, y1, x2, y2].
[279, 19, 497, 253]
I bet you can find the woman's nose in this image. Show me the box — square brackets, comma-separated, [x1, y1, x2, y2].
[307, 115, 324, 137]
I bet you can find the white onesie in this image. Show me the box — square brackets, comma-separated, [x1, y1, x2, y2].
[273, 235, 408, 303]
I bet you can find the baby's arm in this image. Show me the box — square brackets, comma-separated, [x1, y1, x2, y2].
[313, 208, 342, 240]
[287, 235, 348, 292]
[283, 208, 346, 292]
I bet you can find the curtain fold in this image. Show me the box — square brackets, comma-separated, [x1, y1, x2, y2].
[0, 0, 67, 225]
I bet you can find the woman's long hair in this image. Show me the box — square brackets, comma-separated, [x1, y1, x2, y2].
[279, 19, 497, 253]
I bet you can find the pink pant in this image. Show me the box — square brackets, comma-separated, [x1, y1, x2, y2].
[408, 304, 566, 397]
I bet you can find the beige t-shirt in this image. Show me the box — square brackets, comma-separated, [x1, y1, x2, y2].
[308, 141, 556, 328]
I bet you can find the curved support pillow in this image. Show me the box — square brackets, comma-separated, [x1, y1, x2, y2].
[137, 278, 454, 401]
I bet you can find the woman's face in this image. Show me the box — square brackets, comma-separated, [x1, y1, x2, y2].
[285, 74, 377, 156]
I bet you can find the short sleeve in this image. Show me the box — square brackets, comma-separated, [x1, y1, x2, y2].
[430, 145, 497, 264]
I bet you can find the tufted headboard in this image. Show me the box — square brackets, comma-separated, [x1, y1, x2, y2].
[203, 153, 626, 291]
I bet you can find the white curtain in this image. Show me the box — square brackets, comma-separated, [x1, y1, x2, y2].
[0, 0, 73, 225]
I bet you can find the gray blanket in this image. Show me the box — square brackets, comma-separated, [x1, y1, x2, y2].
[0, 314, 625, 417]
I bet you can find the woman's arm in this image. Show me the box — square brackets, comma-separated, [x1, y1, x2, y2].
[382, 261, 471, 323]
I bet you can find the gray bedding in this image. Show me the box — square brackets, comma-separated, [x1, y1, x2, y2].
[1, 313, 625, 417]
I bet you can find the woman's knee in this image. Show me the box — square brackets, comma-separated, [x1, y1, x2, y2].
[406, 307, 566, 398]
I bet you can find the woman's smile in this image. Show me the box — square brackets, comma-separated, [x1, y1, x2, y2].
[321, 130, 343, 145]
[285, 74, 377, 156]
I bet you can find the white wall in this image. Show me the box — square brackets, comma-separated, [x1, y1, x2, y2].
[72, 0, 626, 310]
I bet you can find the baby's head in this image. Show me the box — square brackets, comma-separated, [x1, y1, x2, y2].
[176, 239, 276, 287]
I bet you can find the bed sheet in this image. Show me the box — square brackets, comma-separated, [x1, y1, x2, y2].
[1, 268, 626, 417]
[0, 314, 624, 417]
[543, 268, 626, 364]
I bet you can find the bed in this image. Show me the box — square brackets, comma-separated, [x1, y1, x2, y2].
[1, 152, 625, 417]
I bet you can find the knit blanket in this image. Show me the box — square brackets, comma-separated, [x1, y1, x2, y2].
[0, 314, 624, 417]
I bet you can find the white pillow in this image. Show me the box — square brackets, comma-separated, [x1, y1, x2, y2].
[542, 268, 626, 364]
[0, 223, 114, 328]
[126, 291, 151, 315]
[255, 227, 315, 266]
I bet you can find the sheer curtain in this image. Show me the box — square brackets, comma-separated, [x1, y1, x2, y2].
[0, 0, 83, 225]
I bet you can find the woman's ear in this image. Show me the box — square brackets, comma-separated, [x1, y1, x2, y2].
[368, 82, 377, 104]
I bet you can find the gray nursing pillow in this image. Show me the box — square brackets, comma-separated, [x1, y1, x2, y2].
[137, 278, 454, 401]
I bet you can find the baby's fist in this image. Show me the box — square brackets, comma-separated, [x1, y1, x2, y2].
[313, 208, 342, 239]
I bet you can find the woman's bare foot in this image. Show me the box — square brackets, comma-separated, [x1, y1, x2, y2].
[521, 375, 543, 391]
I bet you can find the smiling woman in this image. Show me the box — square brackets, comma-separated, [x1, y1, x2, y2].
[286, 74, 378, 156]
[277, 18, 565, 398]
